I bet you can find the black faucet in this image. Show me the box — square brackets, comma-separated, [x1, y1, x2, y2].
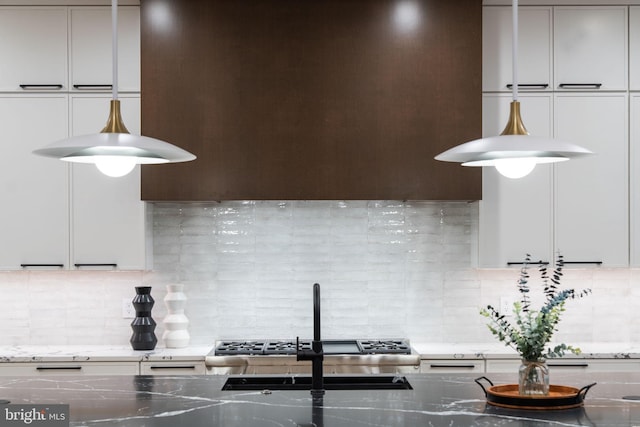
[297, 283, 325, 397]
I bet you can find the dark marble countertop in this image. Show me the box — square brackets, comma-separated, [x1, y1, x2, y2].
[1, 372, 639, 426]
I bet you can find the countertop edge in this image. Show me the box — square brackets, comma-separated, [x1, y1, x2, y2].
[0, 346, 213, 363]
[2, 344, 639, 363]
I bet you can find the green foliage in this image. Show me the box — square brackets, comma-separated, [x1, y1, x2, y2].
[480, 253, 591, 361]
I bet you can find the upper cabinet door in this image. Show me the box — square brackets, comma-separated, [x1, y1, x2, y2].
[630, 7, 640, 91]
[554, 7, 627, 92]
[631, 94, 640, 267]
[70, 95, 146, 270]
[479, 94, 553, 268]
[0, 95, 69, 270]
[0, 8, 68, 92]
[70, 7, 140, 92]
[554, 93, 628, 267]
[483, 6, 552, 93]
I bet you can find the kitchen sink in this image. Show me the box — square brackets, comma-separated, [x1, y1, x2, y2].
[221, 375, 412, 391]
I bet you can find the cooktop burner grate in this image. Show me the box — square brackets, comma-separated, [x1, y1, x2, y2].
[214, 339, 411, 355]
[215, 341, 267, 355]
[263, 340, 312, 355]
[358, 339, 412, 354]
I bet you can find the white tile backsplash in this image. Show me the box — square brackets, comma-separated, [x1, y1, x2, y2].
[0, 200, 638, 349]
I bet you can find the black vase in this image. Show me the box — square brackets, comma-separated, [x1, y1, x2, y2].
[130, 286, 158, 350]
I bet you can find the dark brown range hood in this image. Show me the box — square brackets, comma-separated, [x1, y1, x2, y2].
[140, 0, 482, 201]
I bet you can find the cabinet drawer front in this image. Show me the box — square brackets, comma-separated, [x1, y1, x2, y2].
[420, 360, 484, 373]
[487, 359, 640, 374]
[0, 362, 139, 376]
[140, 362, 206, 375]
[550, 360, 640, 373]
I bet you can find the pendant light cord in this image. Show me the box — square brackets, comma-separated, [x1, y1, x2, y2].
[512, 0, 518, 102]
[112, 0, 118, 101]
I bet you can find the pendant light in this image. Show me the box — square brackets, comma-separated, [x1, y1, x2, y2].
[33, 0, 195, 177]
[435, 0, 591, 179]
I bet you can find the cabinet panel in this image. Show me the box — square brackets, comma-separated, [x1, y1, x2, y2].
[140, 361, 206, 375]
[631, 8, 640, 91]
[70, 7, 140, 92]
[0, 96, 69, 270]
[420, 360, 484, 373]
[70, 95, 146, 270]
[554, 94, 628, 267]
[548, 360, 640, 373]
[0, 362, 139, 376]
[479, 94, 553, 267]
[0, 7, 68, 91]
[484, 359, 519, 374]
[554, 7, 627, 91]
[482, 6, 552, 92]
[486, 359, 640, 374]
[631, 95, 640, 267]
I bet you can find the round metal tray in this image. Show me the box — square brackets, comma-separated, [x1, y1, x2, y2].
[475, 377, 596, 410]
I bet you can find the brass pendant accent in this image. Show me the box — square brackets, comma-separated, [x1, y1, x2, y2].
[100, 100, 130, 134]
[500, 101, 529, 136]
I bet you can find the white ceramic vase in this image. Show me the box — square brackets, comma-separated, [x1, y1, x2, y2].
[162, 284, 190, 348]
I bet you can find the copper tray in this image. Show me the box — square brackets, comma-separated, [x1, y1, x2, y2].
[475, 377, 596, 410]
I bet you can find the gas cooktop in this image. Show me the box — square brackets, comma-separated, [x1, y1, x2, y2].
[214, 339, 412, 356]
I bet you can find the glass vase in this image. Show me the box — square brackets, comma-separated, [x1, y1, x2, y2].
[518, 359, 549, 396]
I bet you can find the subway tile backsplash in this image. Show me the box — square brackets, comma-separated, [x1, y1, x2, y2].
[0, 200, 637, 348]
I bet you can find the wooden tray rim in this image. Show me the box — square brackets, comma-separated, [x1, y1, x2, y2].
[488, 384, 580, 399]
[475, 377, 597, 411]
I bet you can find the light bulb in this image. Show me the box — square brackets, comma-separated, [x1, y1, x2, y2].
[95, 156, 137, 177]
[494, 158, 536, 179]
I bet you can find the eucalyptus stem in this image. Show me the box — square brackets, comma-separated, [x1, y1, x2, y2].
[480, 253, 591, 360]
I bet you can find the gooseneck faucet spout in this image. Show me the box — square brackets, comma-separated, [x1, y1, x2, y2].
[297, 283, 325, 397]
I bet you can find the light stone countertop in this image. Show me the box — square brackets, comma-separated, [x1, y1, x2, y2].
[411, 342, 640, 359]
[1, 343, 639, 364]
[0, 345, 213, 363]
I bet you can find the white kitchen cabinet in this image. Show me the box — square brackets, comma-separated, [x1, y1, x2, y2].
[0, 95, 69, 270]
[0, 361, 139, 376]
[0, 95, 146, 271]
[479, 93, 628, 267]
[0, 4, 145, 271]
[0, 7, 68, 92]
[486, 358, 640, 374]
[554, 93, 628, 267]
[631, 8, 640, 91]
[70, 95, 147, 270]
[554, 7, 627, 91]
[140, 361, 206, 375]
[482, 6, 552, 93]
[70, 7, 140, 92]
[0, 6, 139, 93]
[419, 359, 484, 374]
[548, 359, 640, 373]
[631, 95, 640, 267]
[481, 4, 631, 268]
[479, 93, 553, 268]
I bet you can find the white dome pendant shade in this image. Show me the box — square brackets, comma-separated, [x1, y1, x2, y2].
[435, 101, 592, 179]
[434, 0, 591, 179]
[35, 100, 196, 177]
[33, 0, 195, 177]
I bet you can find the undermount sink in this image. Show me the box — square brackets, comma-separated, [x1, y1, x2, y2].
[222, 375, 413, 391]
